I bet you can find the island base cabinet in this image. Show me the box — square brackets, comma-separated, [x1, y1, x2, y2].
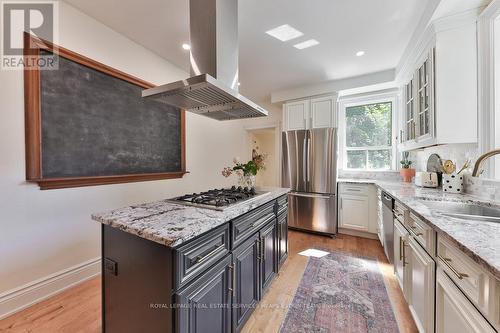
[232, 234, 260, 332]
[436, 269, 496, 333]
[260, 221, 278, 294]
[175, 255, 233, 333]
[277, 212, 288, 268]
[102, 225, 173, 333]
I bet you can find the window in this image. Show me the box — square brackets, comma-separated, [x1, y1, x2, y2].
[343, 101, 393, 170]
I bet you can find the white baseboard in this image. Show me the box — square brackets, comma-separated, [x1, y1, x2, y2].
[0, 257, 101, 320]
[338, 228, 379, 240]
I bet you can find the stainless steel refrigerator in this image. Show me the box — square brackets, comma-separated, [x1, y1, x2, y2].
[281, 128, 338, 235]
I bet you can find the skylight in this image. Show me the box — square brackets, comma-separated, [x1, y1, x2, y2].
[265, 24, 303, 42]
[293, 39, 319, 50]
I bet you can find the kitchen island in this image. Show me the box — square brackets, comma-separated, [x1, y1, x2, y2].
[92, 187, 289, 333]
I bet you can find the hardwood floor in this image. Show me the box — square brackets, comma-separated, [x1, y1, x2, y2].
[0, 231, 417, 333]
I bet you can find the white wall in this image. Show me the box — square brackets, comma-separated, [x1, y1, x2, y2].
[0, 1, 281, 314]
[247, 129, 278, 187]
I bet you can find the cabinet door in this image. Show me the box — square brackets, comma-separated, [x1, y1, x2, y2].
[285, 100, 309, 130]
[277, 212, 288, 268]
[175, 255, 232, 333]
[394, 219, 409, 294]
[232, 234, 260, 332]
[310, 95, 336, 128]
[407, 237, 435, 333]
[415, 51, 434, 141]
[403, 78, 416, 142]
[339, 195, 369, 231]
[260, 222, 277, 294]
[436, 269, 496, 333]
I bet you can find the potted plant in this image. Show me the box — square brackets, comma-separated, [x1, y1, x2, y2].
[400, 152, 415, 182]
[221, 145, 267, 188]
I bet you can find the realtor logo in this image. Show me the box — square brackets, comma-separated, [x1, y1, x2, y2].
[1, 1, 58, 70]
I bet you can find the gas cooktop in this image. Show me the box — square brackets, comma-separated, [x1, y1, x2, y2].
[170, 186, 269, 211]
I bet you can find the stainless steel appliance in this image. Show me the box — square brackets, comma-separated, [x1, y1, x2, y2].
[382, 191, 394, 263]
[142, 0, 268, 121]
[281, 128, 337, 235]
[169, 186, 269, 211]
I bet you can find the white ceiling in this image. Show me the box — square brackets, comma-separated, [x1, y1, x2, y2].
[65, 0, 429, 102]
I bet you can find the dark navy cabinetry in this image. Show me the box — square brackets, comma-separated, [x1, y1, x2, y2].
[102, 194, 288, 333]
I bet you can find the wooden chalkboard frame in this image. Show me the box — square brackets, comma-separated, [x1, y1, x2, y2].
[23, 33, 187, 190]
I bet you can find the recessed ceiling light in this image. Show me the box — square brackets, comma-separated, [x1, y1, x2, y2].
[356, 51, 365, 57]
[182, 43, 191, 50]
[293, 39, 319, 50]
[265, 24, 303, 42]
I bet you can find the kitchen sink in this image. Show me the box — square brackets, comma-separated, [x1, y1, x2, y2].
[420, 200, 500, 223]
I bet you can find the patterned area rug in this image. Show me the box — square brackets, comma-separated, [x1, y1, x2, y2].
[280, 250, 399, 333]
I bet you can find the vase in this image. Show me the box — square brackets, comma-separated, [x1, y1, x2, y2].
[237, 174, 256, 188]
[400, 168, 416, 183]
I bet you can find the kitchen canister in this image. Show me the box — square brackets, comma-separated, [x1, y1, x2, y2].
[442, 173, 463, 193]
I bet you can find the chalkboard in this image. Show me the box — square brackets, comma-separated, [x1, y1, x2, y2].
[24, 34, 186, 189]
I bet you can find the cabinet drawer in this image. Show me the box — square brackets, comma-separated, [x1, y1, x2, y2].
[339, 183, 368, 196]
[393, 201, 408, 224]
[232, 200, 276, 248]
[276, 195, 288, 216]
[174, 223, 230, 290]
[437, 236, 490, 316]
[407, 212, 436, 256]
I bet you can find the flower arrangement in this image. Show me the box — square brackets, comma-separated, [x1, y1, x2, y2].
[221, 144, 267, 187]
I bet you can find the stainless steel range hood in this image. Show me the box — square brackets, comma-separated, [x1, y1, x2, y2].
[142, 0, 268, 121]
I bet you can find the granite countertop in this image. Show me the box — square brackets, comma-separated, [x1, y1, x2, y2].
[92, 187, 290, 248]
[367, 180, 500, 280]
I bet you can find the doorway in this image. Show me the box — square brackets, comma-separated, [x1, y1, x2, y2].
[246, 127, 279, 187]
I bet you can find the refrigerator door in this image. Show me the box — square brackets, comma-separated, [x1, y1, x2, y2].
[281, 130, 308, 192]
[306, 128, 337, 194]
[288, 192, 337, 235]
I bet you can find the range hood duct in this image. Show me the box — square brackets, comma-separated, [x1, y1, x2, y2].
[142, 0, 268, 121]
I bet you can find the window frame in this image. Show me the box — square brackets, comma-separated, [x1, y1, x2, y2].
[338, 91, 398, 171]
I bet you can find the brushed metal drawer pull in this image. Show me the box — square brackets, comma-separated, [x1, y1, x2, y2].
[399, 237, 403, 261]
[402, 240, 408, 267]
[228, 265, 234, 292]
[440, 256, 469, 280]
[261, 238, 266, 262]
[195, 245, 224, 264]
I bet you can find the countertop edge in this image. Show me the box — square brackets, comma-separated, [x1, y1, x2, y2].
[92, 187, 290, 248]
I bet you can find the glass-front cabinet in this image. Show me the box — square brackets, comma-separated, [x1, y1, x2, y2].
[400, 48, 435, 150]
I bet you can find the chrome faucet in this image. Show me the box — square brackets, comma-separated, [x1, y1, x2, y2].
[472, 149, 500, 177]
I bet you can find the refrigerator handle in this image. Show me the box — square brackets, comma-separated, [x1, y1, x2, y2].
[302, 137, 307, 188]
[307, 137, 311, 182]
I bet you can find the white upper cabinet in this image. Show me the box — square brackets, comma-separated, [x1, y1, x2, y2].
[284, 100, 309, 130]
[310, 95, 337, 128]
[283, 94, 337, 131]
[398, 19, 478, 151]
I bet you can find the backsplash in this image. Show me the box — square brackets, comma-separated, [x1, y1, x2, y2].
[338, 170, 401, 182]
[409, 143, 478, 173]
[464, 174, 500, 201]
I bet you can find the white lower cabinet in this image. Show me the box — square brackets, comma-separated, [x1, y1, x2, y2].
[436, 269, 496, 333]
[407, 237, 435, 333]
[338, 183, 377, 235]
[393, 218, 409, 293]
[339, 194, 369, 231]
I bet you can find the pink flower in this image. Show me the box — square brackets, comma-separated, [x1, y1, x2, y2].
[221, 167, 233, 178]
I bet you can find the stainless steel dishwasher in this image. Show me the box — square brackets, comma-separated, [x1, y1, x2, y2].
[381, 192, 394, 264]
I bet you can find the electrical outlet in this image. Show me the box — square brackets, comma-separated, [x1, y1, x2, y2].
[104, 258, 118, 276]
